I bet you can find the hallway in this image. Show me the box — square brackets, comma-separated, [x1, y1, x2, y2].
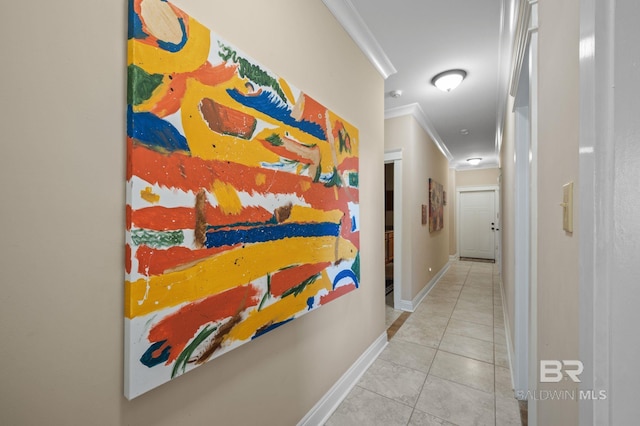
[326, 261, 522, 425]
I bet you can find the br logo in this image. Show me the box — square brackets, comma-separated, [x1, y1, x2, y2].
[540, 360, 584, 383]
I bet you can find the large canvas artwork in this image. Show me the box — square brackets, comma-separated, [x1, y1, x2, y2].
[428, 178, 444, 232]
[125, 0, 360, 399]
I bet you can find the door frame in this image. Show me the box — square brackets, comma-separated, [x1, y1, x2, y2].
[384, 149, 403, 310]
[456, 185, 500, 261]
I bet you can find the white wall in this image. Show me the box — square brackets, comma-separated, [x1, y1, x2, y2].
[536, 0, 581, 423]
[0, 1, 385, 424]
[609, 0, 640, 421]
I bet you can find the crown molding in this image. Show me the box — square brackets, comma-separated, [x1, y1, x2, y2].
[322, 0, 397, 79]
[385, 103, 454, 162]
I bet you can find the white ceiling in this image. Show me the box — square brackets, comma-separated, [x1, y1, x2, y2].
[323, 0, 518, 170]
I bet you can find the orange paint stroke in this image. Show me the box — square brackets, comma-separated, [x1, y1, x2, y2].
[132, 206, 195, 230]
[270, 262, 331, 297]
[148, 284, 260, 364]
[131, 202, 274, 233]
[126, 204, 133, 231]
[149, 63, 237, 117]
[337, 156, 358, 174]
[319, 283, 356, 305]
[125, 244, 132, 274]
[205, 204, 274, 227]
[130, 143, 358, 213]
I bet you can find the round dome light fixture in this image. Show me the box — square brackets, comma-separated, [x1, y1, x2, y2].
[466, 157, 482, 166]
[431, 69, 467, 92]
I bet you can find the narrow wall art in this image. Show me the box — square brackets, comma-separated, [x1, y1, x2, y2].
[125, 0, 360, 399]
[428, 178, 444, 232]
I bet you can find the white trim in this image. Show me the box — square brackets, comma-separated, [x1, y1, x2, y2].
[496, 0, 519, 156]
[384, 150, 403, 311]
[385, 103, 454, 162]
[384, 149, 402, 162]
[498, 274, 517, 393]
[578, 0, 613, 423]
[297, 332, 388, 426]
[526, 6, 538, 424]
[397, 262, 451, 312]
[321, 0, 397, 79]
[449, 254, 459, 262]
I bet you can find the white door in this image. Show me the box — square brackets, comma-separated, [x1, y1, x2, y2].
[459, 190, 496, 260]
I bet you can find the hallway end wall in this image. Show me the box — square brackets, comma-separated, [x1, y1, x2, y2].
[456, 168, 500, 187]
[0, 0, 385, 424]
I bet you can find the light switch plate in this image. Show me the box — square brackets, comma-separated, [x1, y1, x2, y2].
[562, 182, 574, 233]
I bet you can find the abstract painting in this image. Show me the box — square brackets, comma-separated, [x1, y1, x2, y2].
[125, 0, 360, 399]
[428, 178, 443, 232]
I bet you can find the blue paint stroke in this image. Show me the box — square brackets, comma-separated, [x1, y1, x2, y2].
[351, 216, 357, 232]
[128, 0, 146, 40]
[307, 296, 315, 311]
[127, 106, 190, 153]
[204, 222, 340, 249]
[140, 340, 171, 368]
[252, 318, 294, 339]
[226, 89, 326, 141]
[332, 269, 359, 290]
[156, 18, 188, 52]
[128, 1, 187, 52]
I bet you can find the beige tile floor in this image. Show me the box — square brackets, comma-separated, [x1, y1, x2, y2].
[326, 261, 522, 426]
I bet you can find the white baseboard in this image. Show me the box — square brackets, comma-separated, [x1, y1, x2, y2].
[297, 332, 388, 426]
[397, 261, 451, 312]
[497, 276, 517, 395]
[449, 254, 459, 261]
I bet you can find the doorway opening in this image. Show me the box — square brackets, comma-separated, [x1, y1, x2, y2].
[384, 162, 394, 307]
[384, 150, 403, 323]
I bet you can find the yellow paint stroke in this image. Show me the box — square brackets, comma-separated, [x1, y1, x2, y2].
[255, 173, 267, 187]
[299, 180, 311, 192]
[140, 186, 160, 204]
[278, 77, 296, 105]
[211, 180, 242, 215]
[226, 271, 332, 342]
[181, 78, 281, 164]
[128, 18, 210, 74]
[285, 205, 343, 224]
[125, 236, 358, 318]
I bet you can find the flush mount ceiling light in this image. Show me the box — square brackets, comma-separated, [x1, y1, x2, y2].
[466, 157, 482, 166]
[389, 89, 403, 98]
[431, 69, 467, 92]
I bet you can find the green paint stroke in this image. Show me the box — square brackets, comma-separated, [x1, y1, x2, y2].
[218, 42, 288, 104]
[352, 253, 361, 282]
[258, 273, 272, 311]
[282, 273, 321, 298]
[324, 167, 343, 188]
[348, 172, 359, 188]
[131, 229, 184, 248]
[128, 65, 164, 106]
[171, 324, 218, 378]
[265, 133, 284, 146]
